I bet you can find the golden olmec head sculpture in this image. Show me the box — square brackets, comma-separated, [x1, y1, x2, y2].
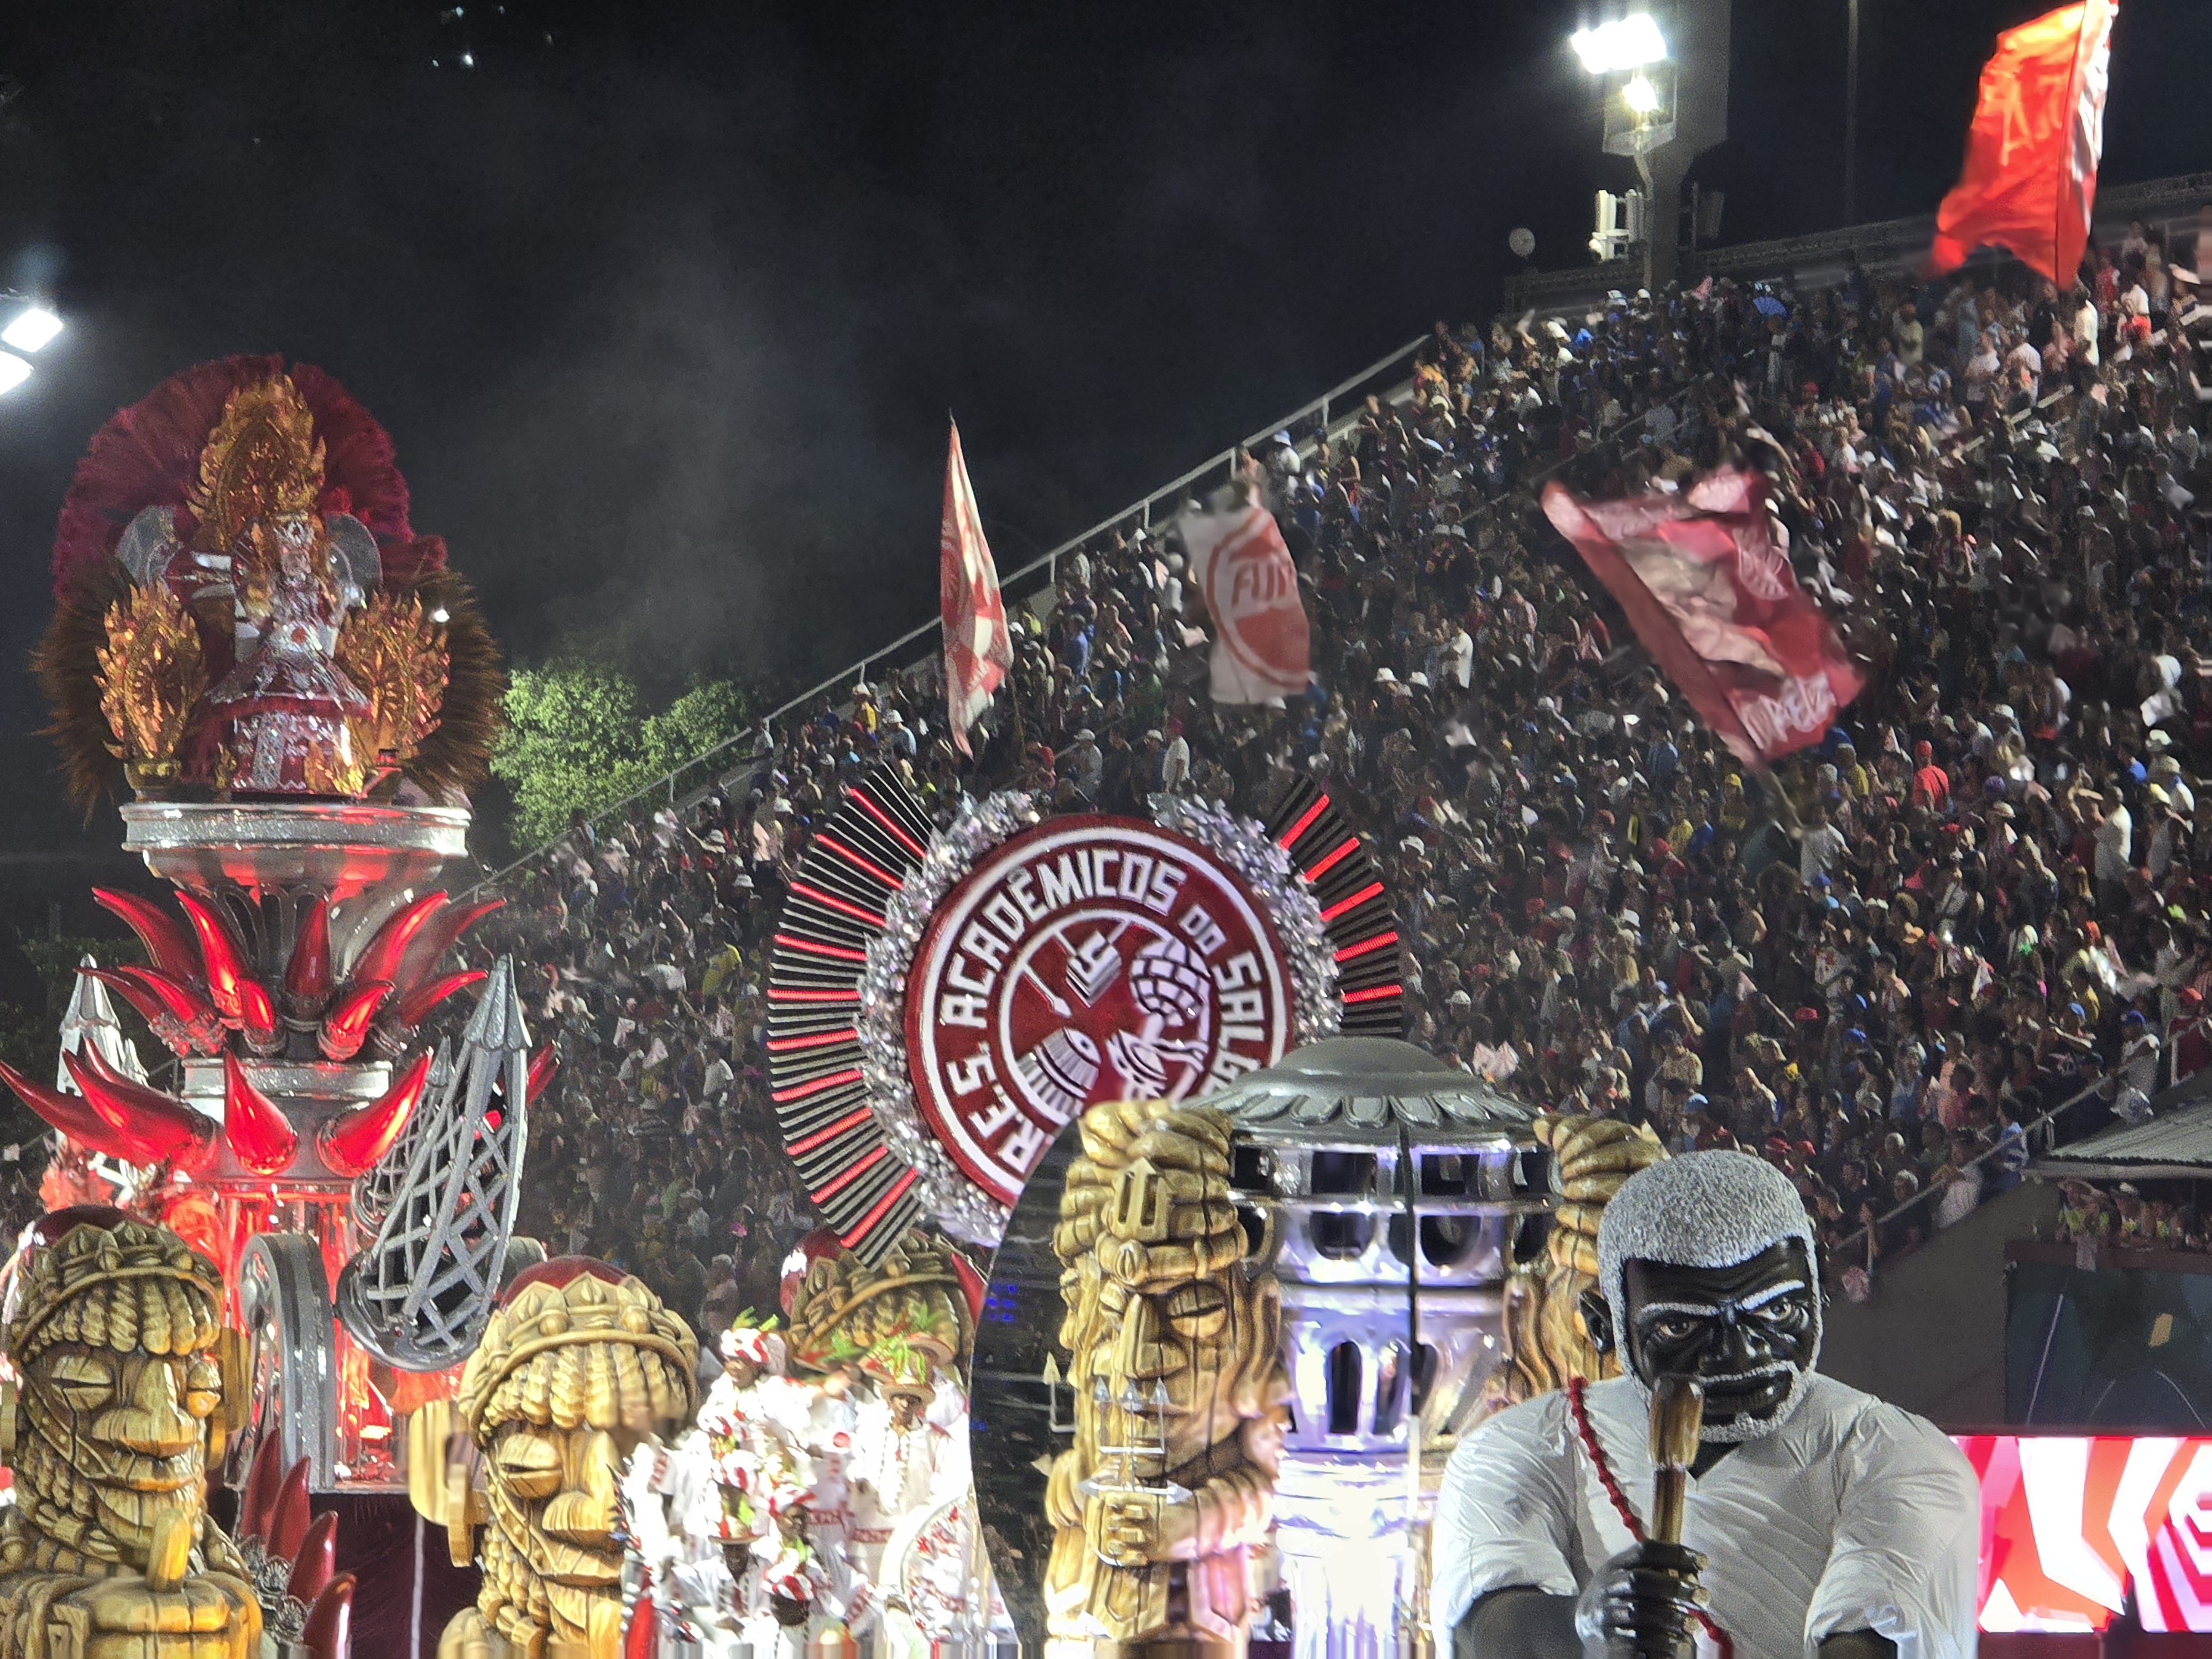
[781, 1229, 983, 1400]
[0, 1205, 258, 1658]
[420, 1258, 697, 1659]
[1478, 1113, 1665, 1415]
[1044, 1100, 1290, 1657]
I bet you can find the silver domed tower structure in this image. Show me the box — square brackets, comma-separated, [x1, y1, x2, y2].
[1211, 1037, 1544, 1659]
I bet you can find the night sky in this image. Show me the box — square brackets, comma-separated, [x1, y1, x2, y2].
[0, 0, 2206, 916]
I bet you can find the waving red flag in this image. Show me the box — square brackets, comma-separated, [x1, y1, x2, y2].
[1928, 0, 2116, 286]
[941, 418, 1012, 758]
[1178, 501, 1311, 703]
[1542, 471, 1864, 769]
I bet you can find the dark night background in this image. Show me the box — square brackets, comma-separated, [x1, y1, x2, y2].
[0, 0, 2205, 942]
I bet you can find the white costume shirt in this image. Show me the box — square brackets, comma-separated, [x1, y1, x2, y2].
[1431, 1374, 1979, 1659]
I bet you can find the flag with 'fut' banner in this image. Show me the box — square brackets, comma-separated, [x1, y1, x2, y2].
[1928, 0, 2116, 286]
[1177, 501, 1311, 703]
[940, 418, 1011, 757]
[1541, 470, 1865, 769]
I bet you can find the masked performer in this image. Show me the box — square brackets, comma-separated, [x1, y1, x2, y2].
[1433, 1152, 1978, 1659]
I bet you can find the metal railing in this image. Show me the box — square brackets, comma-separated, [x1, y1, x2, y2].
[1828, 1073, 2110, 1284]
[466, 332, 1434, 893]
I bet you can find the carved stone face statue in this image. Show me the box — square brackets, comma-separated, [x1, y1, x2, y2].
[452, 1259, 697, 1658]
[1045, 1100, 1289, 1647]
[2, 1207, 230, 1569]
[0, 1206, 262, 1657]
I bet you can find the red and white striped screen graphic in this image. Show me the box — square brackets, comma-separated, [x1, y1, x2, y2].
[1958, 1435, 2212, 1632]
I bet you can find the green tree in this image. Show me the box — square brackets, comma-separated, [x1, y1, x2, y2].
[493, 660, 751, 847]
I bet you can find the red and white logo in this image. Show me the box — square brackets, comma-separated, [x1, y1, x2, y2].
[903, 816, 1292, 1205]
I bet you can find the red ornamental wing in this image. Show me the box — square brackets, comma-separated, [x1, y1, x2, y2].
[1542, 477, 1863, 768]
[1928, 0, 2116, 284]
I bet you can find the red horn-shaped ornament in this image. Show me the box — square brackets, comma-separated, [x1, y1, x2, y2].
[79, 967, 225, 1057]
[390, 970, 486, 1032]
[60, 1052, 219, 1172]
[285, 1510, 341, 1606]
[268, 1456, 314, 1562]
[347, 893, 447, 993]
[239, 1434, 285, 1544]
[236, 975, 281, 1056]
[284, 896, 335, 1017]
[90, 888, 201, 984]
[0, 1059, 160, 1165]
[319, 1052, 432, 1178]
[298, 1575, 355, 1659]
[318, 982, 390, 1062]
[391, 898, 504, 1002]
[173, 893, 254, 1026]
[526, 1046, 560, 1104]
[222, 1054, 299, 1176]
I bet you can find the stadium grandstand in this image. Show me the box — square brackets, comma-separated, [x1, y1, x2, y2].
[457, 176, 2212, 1346]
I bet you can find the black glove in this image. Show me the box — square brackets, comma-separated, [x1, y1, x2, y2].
[1573, 1540, 1707, 1659]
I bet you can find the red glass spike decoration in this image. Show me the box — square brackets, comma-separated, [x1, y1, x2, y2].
[80, 967, 225, 1056]
[347, 893, 447, 992]
[90, 888, 202, 983]
[234, 975, 281, 1054]
[391, 897, 503, 1001]
[390, 969, 486, 1030]
[298, 1575, 354, 1659]
[239, 1434, 285, 1543]
[284, 897, 334, 1014]
[285, 1511, 340, 1605]
[0, 1059, 160, 1165]
[268, 1456, 314, 1561]
[317, 982, 390, 1062]
[525, 1046, 560, 1104]
[61, 1052, 219, 1172]
[318, 1051, 431, 1178]
[173, 892, 253, 1025]
[221, 1054, 300, 1175]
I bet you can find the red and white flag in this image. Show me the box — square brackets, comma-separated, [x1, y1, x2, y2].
[1542, 470, 1865, 769]
[1928, 0, 2116, 285]
[940, 419, 1011, 757]
[1177, 501, 1311, 703]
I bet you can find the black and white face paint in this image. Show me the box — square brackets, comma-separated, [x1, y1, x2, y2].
[1621, 1241, 1820, 1442]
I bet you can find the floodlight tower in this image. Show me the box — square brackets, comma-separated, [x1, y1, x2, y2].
[1571, 2, 1730, 290]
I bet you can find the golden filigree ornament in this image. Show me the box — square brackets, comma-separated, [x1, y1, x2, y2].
[1043, 1099, 1290, 1657]
[413, 1259, 697, 1659]
[186, 377, 326, 558]
[334, 592, 448, 776]
[1477, 1113, 1667, 1416]
[0, 1207, 260, 1658]
[94, 584, 207, 791]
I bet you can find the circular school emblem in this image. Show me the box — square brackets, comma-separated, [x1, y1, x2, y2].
[902, 817, 1292, 1206]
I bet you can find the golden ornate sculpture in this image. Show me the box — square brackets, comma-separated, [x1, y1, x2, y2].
[37, 354, 505, 808]
[94, 585, 206, 791]
[417, 1258, 698, 1659]
[1478, 1113, 1666, 1414]
[1042, 1100, 1290, 1658]
[782, 1233, 980, 1398]
[0, 1206, 258, 1658]
[335, 591, 448, 775]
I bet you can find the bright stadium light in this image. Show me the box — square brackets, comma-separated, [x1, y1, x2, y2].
[0, 354, 30, 396]
[1571, 14, 1668, 75]
[1, 305, 62, 353]
[1623, 72, 1662, 114]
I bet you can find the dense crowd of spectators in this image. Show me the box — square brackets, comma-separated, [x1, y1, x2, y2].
[472, 213, 2212, 1329]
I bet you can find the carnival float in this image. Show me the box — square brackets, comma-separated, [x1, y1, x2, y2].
[0, 356, 1643, 1658]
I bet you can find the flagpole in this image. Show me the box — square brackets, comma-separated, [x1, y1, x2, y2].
[1843, 0, 1860, 224]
